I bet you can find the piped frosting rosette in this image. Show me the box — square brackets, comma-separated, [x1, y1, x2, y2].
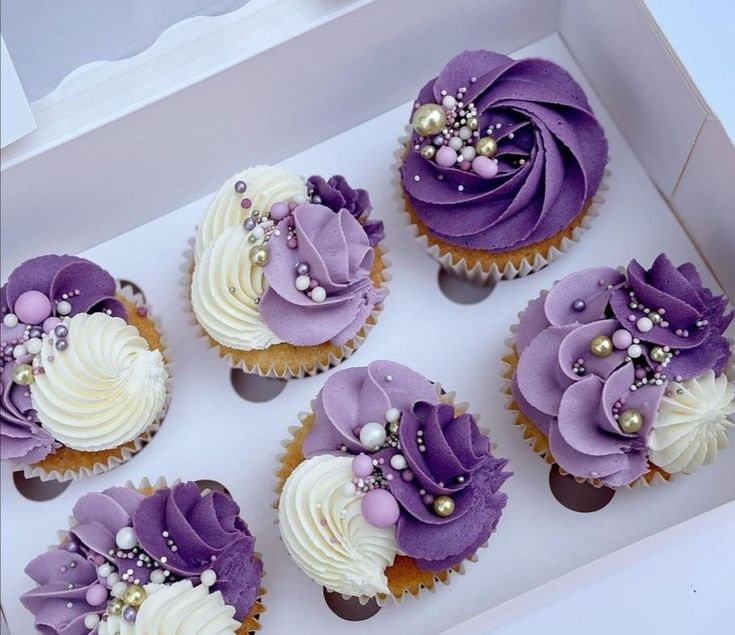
[20, 478, 265, 635]
[398, 49, 608, 283]
[189, 166, 388, 378]
[505, 254, 734, 488]
[1, 255, 170, 481]
[276, 360, 510, 601]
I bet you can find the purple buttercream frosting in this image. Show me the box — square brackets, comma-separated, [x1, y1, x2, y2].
[512, 254, 733, 486]
[21, 482, 263, 631]
[400, 50, 607, 251]
[1, 255, 126, 465]
[307, 175, 384, 246]
[259, 204, 385, 346]
[302, 360, 510, 569]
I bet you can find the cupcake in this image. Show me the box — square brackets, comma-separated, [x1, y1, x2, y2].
[399, 50, 608, 283]
[1, 255, 170, 481]
[20, 479, 265, 634]
[276, 360, 510, 601]
[505, 253, 734, 487]
[189, 166, 387, 378]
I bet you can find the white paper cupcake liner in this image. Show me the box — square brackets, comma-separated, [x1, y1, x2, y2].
[19, 283, 173, 483]
[181, 235, 392, 379]
[501, 291, 673, 490]
[272, 383, 502, 606]
[41, 476, 265, 635]
[394, 125, 610, 284]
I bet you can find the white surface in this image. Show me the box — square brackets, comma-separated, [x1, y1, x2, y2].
[1, 34, 733, 635]
[0, 36, 35, 149]
[645, 0, 735, 142]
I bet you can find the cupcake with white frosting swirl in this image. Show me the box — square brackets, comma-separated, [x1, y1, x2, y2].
[189, 165, 388, 378]
[1, 255, 171, 481]
[276, 361, 510, 604]
[20, 479, 265, 635]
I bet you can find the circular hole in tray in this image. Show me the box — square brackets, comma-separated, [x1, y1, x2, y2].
[195, 479, 231, 497]
[437, 268, 496, 304]
[230, 369, 287, 402]
[548, 465, 615, 512]
[117, 279, 146, 302]
[323, 587, 382, 621]
[13, 472, 72, 501]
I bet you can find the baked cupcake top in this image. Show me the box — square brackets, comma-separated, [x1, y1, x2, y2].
[512, 254, 734, 486]
[400, 50, 607, 251]
[278, 360, 510, 598]
[21, 481, 263, 634]
[1, 255, 167, 465]
[191, 166, 385, 351]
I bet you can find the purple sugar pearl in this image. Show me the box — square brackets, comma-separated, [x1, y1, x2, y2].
[352, 453, 373, 478]
[295, 262, 310, 276]
[55, 339, 68, 351]
[14, 290, 52, 325]
[572, 299, 586, 312]
[612, 329, 633, 350]
[85, 584, 108, 606]
[361, 488, 400, 528]
[234, 180, 247, 193]
[43, 316, 61, 333]
[54, 324, 68, 338]
[270, 202, 290, 221]
[243, 218, 256, 231]
[123, 606, 137, 623]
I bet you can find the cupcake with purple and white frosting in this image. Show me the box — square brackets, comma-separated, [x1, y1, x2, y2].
[506, 254, 734, 487]
[276, 360, 510, 601]
[21, 480, 265, 634]
[1, 255, 170, 481]
[190, 166, 387, 378]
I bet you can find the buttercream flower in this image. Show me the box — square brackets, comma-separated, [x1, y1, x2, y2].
[307, 175, 384, 246]
[376, 401, 509, 569]
[401, 50, 607, 251]
[258, 204, 385, 346]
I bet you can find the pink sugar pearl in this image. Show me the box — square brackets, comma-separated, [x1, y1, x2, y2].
[352, 453, 373, 478]
[270, 202, 290, 221]
[14, 291, 52, 325]
[361, 488, 400, 528]
[435, 146, 458, 167]
[472, 156, 498, 179]
[85, 584, 108, 606]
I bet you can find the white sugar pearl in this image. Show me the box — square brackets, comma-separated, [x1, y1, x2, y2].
[251, 225, 265, 240]
[111, 581, 128, 598]
[459, 126, 472, 140]
[390, 454, 408, 470]
[627, 344, 643, 358]
[442, 95, 456, 109]
[13, 344, 27, 358]
[385, 408, 401, 424]
[342, 482, 356, 496]
[106, 572, 120, 587]
[636, 317, 653, 332]
[98, 621, 109, 635]
[84, 614, 101, 629]
[115, 527, 137, 550]
[448, 136, 463, 151]
[97, 563, 113, 578]
[56, 300, 72, 316]
[295, 275, 311, 291]
[311, 286, 326, 303]
[461, 146, 476, 161]
[150, 569, 166, 584]
[2, 313, 18, 328]
[359, 422, 387, 450]
[25, 338, 42, 355]
[200, 569, 217, 587]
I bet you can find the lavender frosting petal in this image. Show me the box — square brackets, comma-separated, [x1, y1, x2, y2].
[259, 205, 385, 346]
[400, 50, 607, 251]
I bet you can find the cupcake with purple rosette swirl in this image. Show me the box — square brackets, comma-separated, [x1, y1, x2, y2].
[189, 166, 387, 378]
[1, 255, 170, 481]
[20, 479, 265, 634]
[398, 50, 608, 283]
[505, 254, 734, 488]
[275, 360, 510, 602]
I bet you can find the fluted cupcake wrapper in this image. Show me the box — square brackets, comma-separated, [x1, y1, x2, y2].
[181, 235, 392, 379]
[19, 282, 173, 483]
[394, 125, 610, 284]
[42, 476, 266, 635]
[272, 385, 500, 606]
[501, 291, 673, 490]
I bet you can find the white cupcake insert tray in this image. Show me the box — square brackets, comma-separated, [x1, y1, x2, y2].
[1, 0, 733, 633]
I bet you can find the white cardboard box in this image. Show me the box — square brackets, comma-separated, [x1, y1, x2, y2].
[1, 1, 733, 633]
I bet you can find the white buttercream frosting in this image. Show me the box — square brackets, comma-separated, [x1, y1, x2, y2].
[194, 164, 308, 262]
[191, 223, 282, 351]
[648, 370, 735, 474]
[30, 313, 167, 451]
[99, 580, 239, 635]
[278, 454, 398, 598]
